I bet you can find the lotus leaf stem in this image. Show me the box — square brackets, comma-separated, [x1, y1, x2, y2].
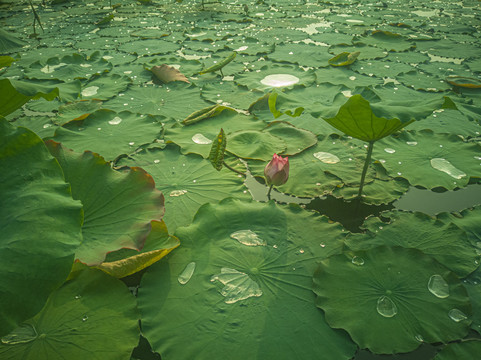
[357, 141, 374, 199]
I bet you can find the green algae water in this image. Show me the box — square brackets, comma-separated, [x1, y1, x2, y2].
[1, 0, 481, 359]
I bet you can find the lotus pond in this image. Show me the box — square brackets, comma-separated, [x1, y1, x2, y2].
[1, 0, 481, 359]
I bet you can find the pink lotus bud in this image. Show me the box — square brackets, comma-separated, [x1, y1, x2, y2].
[264, 154, 289, 186]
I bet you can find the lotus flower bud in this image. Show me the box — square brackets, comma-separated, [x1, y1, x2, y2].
[264, 154, 289, 186]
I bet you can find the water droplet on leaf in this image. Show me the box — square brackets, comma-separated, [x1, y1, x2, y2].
[428, 274, 450, 298]
[230, 230, 266, 246]
[377, 296, 398, 318]
[178, 262, 196, 285]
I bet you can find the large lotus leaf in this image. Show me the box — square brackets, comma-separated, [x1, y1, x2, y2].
[345, 211, 479, 277]
[396, 70, 451, 92]
[415, 39, 480, 60]
[96, 220, 180, 278]
[433, 341, 481, 360]
[313, 246, 471, 354]
[24, 52, 112, 81]
[0, 267, 139, 360]
[373, 130, 481, 190]
[138, 198, 356, 360]
[46, 141, 165, 265]
[53, 109, 164, 161]
[323, 94, 414, 142]
[226, 130, 286, 161]
[54, 100, 103, 125]
[267, 43, 332, 67]
[352, 84, 447, 124]
[351, 60, 415, 79]
[81, 73, 132, 100]
[355, 30, 415, 52]
[116, 144, 250, 232]
[263, 121, 318, 156]
[0, 120, 83, 337]
[225, 37, 275, 56]
[0, 78, 78, 117]
[165, 109, 266, 158]
[103, 83, 210, 119]
[234, 63, 316, 91]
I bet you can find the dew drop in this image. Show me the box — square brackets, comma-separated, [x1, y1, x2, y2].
[1, 324, 37, 344]
[377, 296, 398, 318]
[406, 141, 418, 146]
[43, 123, 52, 129]
[129, 142, 135, 146]
[384, 148, 396, 154]
[320, 243, 326, 248]
[74, 295, 81, 299]
[230, 230, 266, 246]
[299, 249, 305, 254]
[211, 268, 262, 304]
[153, 159, 160, 164]
[313, 152, 340, 164]
[415, 334, 424, 343]
[428, 274, 450, 298]
[108, 116, 122, 125]
[81, 86, 99, 97]
[82, 315, 88, 322]
[351, 256, 364, 266]
[178, 262, 196, 285]
[430, 158, 467, 179]
[192, 133, 212, 145]
[448, 308, 467, 322]
[170, 189, 188, 197]
[260, 74, 300, 87]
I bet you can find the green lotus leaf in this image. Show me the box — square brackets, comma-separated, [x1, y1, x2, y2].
[464, 283, 481, 335]
[24, 52, 112, 81]
[46, 141, 165, 265]
[313, 246, 471, 354]
[323, 94, 415, 142]
[0, 55, 16, 68]
[55, 100, 103, 125]
[437, 205, 481, 245]
[53, 109, 164, 161]
[165, 109, 266, 158]
[0, 28, 26, 53]
[267, 43, 332, 67]
[433, 340, 481, 360]
[315, 66, 382, 88]
[200, 82, 265, 110]
[397, 70, 451, 92]
[227, 129, 286, 161]
[116, 144, 250, 232]
[0, 119, 83, 337]
[0, 267, 139, 360]
[138, 198, 356, 360]
[118, 39, 181, 57]
[346, 210, 479, 277]
[102, 82, 210, 119]
[0, 79, 58, 117]
[373, 130, 481, 190]
[263, 121, 317, 156]
[81, 73, 132, 100]
[96, 220, 180, 278]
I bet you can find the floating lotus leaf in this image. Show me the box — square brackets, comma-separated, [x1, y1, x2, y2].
[313, 246, 471, 354]
[267, 43, 332, 67]
[53, 109, 164, 161]
[314, 66, 383, 88]
[373, 130, 481, 190]
[437, 205, 481, 244]
[0, 28, 26, 53]
[464, 282, 481, 335]
[55, 100, 103, 125]
[46, 141, 165, 265]
[0, 267, 139, 360]
[0, 120, 82, 337]
[151, 64, 190, 84]
[96, 220, 180, 278]
[227, 129, 286, 161]
[346, 210, 479, 277]
[263, 121, 317, 156]
[356, 30, 415, 52]
[103, 83, 210, 119]
[138, 198, 356, 360]
[116, 144, 250, 231]
[433, 341, 481, 360]
[323, 94, 414, 142]
[165, 109, 266, 158]
[118, 39, 181, 56]
[328, 51, 360, 67]
[200, 82, 264, 110]
[446, 76, 481, 89]
[24, 52, 112, 81]
[81, 73, 132, 100]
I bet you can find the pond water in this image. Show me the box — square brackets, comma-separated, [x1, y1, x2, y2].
[1, 0, 481, 359]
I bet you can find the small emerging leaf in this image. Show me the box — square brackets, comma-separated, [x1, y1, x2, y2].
[268, 91, 304, 118]
[208, 128, 227, 171]
[151, 64, 190, 84]
[199, 52, 236, 75]
[328, 51, 360, 67]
